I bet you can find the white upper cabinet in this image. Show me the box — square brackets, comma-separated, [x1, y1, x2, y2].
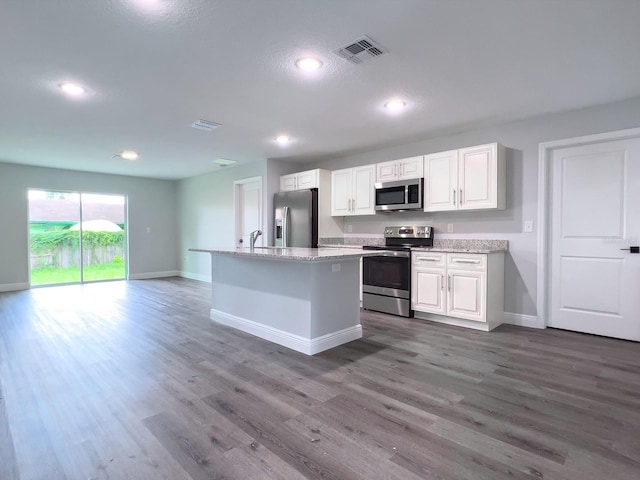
[331, 169, 352, 216]
[424, 143, 505, 212]
[375, 156, 424, 183]
[398, 156, 424, 180]
[331, 165, 376, 216]
[352, 165, 376, 215]
[458, 143, 503, 210]
[279, 169, 320, 191]
[376, 161, 397, 183]
[424, 150, 458, 212]
[280, 174, 297, 191]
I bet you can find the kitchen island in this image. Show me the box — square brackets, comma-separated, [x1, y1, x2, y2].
[189, 246, 379, 355]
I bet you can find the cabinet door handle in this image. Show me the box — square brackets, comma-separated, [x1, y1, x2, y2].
[453, 189, 456, 206]
[417, 257, 439, 262]
[452, 259, 480, 264]
[460, 188, 463, 204]
[441, 273, 444, 290]
[447, 275, 451, 291]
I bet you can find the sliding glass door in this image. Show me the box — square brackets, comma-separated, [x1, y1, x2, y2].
[28, 190, 127, 286]
[78, 193, 126, 282]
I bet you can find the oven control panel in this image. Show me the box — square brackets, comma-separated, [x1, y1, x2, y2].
[384, 226, 432, 238]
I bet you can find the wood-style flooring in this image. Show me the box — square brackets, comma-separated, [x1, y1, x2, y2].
[1, 277, 639, 480]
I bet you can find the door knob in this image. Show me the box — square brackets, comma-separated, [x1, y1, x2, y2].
[620, 246, 639, 253]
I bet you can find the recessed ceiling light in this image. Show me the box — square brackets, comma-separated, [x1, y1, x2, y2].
[275, 135, 291, 145]
[212, 158, 237, 166]
[295, 57, 323, 72]
[384, 99, 407, 112]
[59, 83, 87, 96]
[119, 150, 139, 160]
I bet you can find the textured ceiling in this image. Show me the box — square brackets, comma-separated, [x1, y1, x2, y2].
[2, 0, 640, 180]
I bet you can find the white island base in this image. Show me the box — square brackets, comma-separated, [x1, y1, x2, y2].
[204, 249, 365, 355]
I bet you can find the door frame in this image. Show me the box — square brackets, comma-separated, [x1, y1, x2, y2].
[537, 126, 640, 328]
[233, 176, 263, 247]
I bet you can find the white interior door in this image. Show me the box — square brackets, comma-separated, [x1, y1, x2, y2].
[550, 138, 640, 341]
[234, 177, 263, 247]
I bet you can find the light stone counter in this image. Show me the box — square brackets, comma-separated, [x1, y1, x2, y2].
[189, 246, 381, 261]
[319, 238, 509, 254]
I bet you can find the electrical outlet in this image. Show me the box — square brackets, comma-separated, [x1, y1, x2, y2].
[346, 224, 353, 233]
[524, 220, 534, 233]
[332, 263, 341, 272]
[146, 227, 151, 233]
[447, 223, 454, 233]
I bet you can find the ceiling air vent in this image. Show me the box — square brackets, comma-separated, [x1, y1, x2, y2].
[334, 35, 388, 65]
[191, 119, 221, 132]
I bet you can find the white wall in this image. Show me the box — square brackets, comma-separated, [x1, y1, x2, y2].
[177, 161, 269, 281]
[309, 97, 640, 320]
[0, 162, 178, 290]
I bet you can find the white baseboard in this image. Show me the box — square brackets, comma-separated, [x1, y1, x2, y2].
[179, 271, 211, 283]
[0, 282, 29, 293]
[210, 308, 362, 355]
[309, 326, 363, 354]
[414, 312, 492, 331]
[414, 311, 543, 331]
[503, 312, 543, 329]
[129, 270, 180, 280]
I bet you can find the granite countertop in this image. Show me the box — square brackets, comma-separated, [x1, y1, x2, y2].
[411, 246, 506, 254]
[317, 243, 363, 249]
[319, 238, 508, 254]
[189, 247, 382, 262]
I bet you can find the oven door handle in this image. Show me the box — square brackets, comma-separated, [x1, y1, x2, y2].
[364, 251, 410, 258]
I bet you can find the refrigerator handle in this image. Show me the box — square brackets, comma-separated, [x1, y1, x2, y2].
[282, 206, 290, 248]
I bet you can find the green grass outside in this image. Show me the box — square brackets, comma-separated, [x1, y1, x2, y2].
[31, 261, 126, 285]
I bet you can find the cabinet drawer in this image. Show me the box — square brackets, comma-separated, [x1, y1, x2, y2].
[412, 252, 446, 266]
[447, 253, 486, 271]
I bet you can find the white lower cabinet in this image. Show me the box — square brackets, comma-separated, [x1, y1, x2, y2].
[412, 251, 504, 331]
[413, 269, 446, 314]
[447, 269, 486, 321]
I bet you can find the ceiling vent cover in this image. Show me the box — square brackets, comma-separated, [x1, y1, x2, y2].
[191, 119, 221, 132]
[334, 35, 388, 65]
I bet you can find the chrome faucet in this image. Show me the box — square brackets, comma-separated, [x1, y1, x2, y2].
[249, 229, 262, 250]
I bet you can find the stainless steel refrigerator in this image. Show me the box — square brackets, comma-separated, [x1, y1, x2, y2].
[274, 188, 318, 248]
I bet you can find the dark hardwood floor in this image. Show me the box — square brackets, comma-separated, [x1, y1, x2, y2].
[1, 277, 639, 479]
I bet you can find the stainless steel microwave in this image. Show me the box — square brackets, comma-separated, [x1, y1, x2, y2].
[374, 178, 423, 211]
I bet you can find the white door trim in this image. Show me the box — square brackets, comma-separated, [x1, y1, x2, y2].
[537, 126, 640, 328]
[233, 176, 263, 247]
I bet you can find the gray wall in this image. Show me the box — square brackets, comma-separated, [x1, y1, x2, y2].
[177, 161, 269, 281]
[0, 162, 178, 288]
[309, 97, 640, 319]
[4, 96, 640, 320]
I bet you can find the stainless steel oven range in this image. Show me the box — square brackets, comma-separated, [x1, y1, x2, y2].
[362, 226, 434, 317]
